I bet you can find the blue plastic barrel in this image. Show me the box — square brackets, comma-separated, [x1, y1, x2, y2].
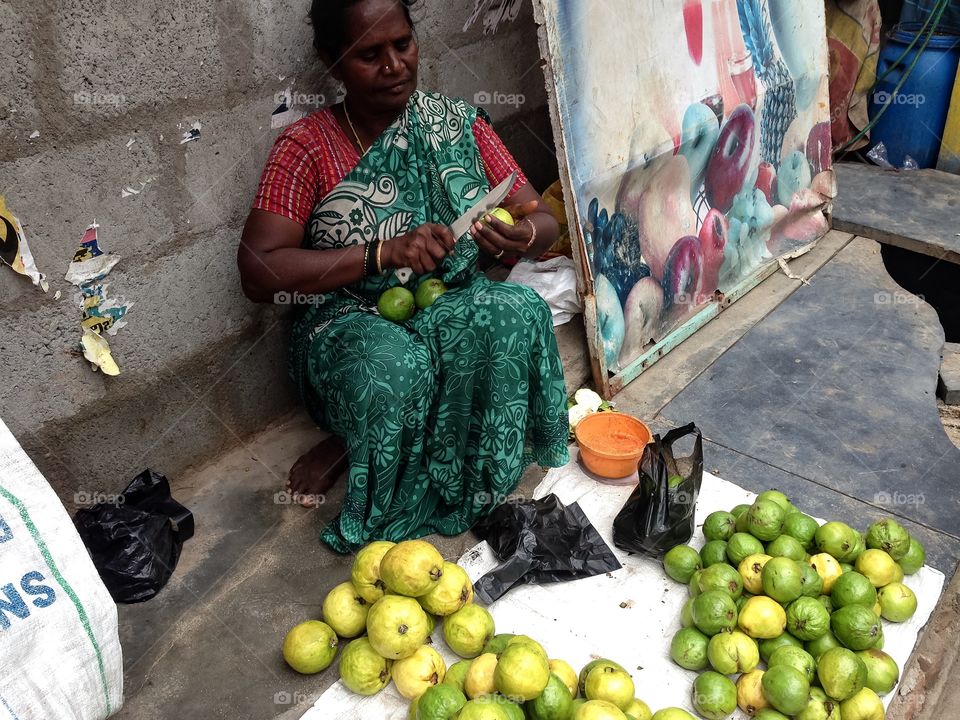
[869, 22, 960, 168]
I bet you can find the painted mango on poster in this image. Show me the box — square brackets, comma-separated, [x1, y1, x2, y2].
[546, 0, 833, 374]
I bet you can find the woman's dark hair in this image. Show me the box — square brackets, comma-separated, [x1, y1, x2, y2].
[310, 0, 416, 61]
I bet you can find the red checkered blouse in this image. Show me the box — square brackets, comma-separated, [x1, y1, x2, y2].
[253, 108, 528, 226]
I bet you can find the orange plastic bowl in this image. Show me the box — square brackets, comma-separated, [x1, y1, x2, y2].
[575, 412, 652, 479]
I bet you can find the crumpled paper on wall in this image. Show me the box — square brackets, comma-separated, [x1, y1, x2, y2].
[66, 222, 131, 376]
[81, 283, 131, 336]
[506, 256, 583, 326]
[80, 330, 120, 376]
[0, 196, 48, 291]
[66, 222, 120, 286]
[271, 88, 306, 130]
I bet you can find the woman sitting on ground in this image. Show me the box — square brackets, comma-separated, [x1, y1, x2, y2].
[238, 0, 569, 552]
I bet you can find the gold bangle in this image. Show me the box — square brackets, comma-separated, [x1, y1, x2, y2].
[376, 240, 384, 274]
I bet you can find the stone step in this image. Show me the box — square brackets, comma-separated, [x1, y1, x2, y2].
[939, 342, 960, 405]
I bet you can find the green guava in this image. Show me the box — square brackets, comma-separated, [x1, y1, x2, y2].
[761, 664, 809, 715]
[692, 671, 737, 720]
[703, 511, 738, 542]
[830, 571, 877, 609]
[785, 596, 830, 641]
[800, 562, 824, 597]
[526, 673, 574, 720]
[877, 582, 917, 622]
[759, 633, 802, 663]
[670, 627, 709, 671]
[691, 590, 738, 636]
[417, 684, 468, 720]
[783, 513, 820, 549]
[699, 540, 729, 568]
[767, 644, 816, 682]
[761, 557, 803, 603]
[805, 628, 842, 661]
[865, 519, 911, 561]
[746, 499, 786, 542]
[831, 605, 881, 651]
[814, 522, 858, 560]
[727, 533, 766, 566]
[698, 563, 744, 599]
[663, 545, 702, 583]
[767, 535, 807, 561]
[794, 687, 841, 720]
[898, 538, 926, 575]
[816, 647, 867, 701]
[707, 630, 759, 674]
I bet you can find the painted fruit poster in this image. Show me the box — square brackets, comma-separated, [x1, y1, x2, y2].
[535, 0, 834, 392]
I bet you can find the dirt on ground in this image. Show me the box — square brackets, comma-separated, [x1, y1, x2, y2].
[939, 401, 960, 448]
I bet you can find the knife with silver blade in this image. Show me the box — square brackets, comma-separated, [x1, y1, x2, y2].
[449, 170, 518, 240]
[395, 171, 518, 283]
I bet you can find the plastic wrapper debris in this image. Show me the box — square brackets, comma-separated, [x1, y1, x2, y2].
[73, 469, 194, 603]
[121, 178, 153, 198]
[470, 493, 621, 604]
[612, 422, 703, 557]
[0, 195, 47, 291]
[506, 256, 582, 326]
[180, 121, 202, 144]
[867, 142, 919, 171]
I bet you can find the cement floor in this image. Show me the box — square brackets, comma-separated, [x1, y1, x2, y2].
[113, 231, 960, 720]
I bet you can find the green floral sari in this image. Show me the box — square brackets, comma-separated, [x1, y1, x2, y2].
[290, 91, 569, 552]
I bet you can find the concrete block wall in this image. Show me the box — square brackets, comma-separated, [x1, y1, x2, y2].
[0, 0, 559, 504]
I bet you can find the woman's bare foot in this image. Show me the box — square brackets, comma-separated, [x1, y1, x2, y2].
[286, 435, 349, 507]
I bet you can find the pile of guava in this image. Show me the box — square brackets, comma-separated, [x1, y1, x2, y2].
[282, 536, 673, 719]
[663, 490, 926, 720]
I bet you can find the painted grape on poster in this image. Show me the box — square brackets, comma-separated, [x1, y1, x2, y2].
[537, 0, 834, 387]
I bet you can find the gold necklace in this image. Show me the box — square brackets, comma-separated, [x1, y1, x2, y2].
[343, 102, 367, 154]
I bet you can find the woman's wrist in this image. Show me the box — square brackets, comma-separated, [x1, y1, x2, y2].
[520, 212, 555, 258]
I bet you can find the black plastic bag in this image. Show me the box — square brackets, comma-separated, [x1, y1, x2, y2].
[612, 423, 703, 557]
[73, 469, 194, 603]
[471, 494, 621, 604]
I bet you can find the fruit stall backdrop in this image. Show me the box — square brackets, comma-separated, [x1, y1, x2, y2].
[534, 0, 835, 396]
